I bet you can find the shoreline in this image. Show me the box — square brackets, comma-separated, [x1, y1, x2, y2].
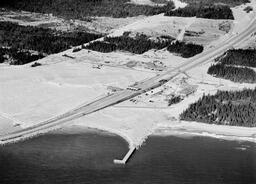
[74, 121, 256, 145]
[47, 121, 256, 146]
[155, 121, 256, 143]
[1, 120, 256, 147]
[54, 124, 134, 149]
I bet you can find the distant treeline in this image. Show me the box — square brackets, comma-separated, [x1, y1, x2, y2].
[0, 48, 44, 65]
[1, 0, 247, 20]
[180, 88, 256, 127]
[179, 0, 249, 7]
[0, 0, 175, 19]
[165, 4, 234, 20]
[165, 0, 249, 20]
[207, 49, 256, 83]
[85, 33, 174, 54]
[0, 21, 101, 64]
[85, 32, 203, 57]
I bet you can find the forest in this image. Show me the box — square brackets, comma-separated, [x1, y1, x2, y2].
[0, 48, 45, 65]
[167, 41, 204, 58]
[0, 21, 101, 64]
[165, 4, 234, 20]
[207, 49, 256, 83]
[85, 33, 203, 57]
[0, 22, 101, 54]
[180, 88, 256, 127]
[0, 0, 175, 19]
[216, 49, 256, 67]
[208, 64, 256, 83]
[85, 33, 174, 54]
[84, 41, 117, 53]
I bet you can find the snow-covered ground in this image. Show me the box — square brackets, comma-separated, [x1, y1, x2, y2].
[231, 0, 256, 35]
[172, 0, 187, 9]
[0, 55, 154, 131]
[129, 0, 166, 6]
[128, 0, 187, 8]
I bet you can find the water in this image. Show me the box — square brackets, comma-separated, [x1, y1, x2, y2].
[0, 129, 256, 184]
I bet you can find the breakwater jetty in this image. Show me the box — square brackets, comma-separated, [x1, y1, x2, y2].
[114, 146, 136, 164]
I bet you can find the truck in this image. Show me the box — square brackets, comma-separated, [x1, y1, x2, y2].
[127, 86, 141, 91]
[159, 79, 168, 84]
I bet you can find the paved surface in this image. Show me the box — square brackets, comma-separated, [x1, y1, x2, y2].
[1, 17, 256, 144]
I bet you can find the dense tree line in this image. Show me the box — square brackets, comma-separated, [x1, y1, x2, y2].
[0, 0, 175, 19]
[208, 64, 256, 83]
[207, 49, 256, 83]
[180, 0, 249, 7]
[0, 54, 4, 63]
[0, 48, 44, 65]
[84, 41, 117, 53]
[85, 33, 174, 54]
[105, 33, 174, 54]
[0, 21, 101, 55]
[165, 4, 234, 20]
[0, 21, 101, 64]
[217, 49, 256, 68]
[168, 96, 182, 106]
[167, 41, 204, 58]
[85, 33, 203, 57]
[165, 0, 249, 20]
[180, 88, 256, 127]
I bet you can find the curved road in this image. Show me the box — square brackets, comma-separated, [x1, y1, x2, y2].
[1, 16, 256, 144]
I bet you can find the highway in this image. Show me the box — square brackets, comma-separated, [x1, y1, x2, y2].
[1, 16, 256, 143]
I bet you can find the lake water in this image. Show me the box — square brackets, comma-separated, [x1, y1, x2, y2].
[0, 129, 256, 184]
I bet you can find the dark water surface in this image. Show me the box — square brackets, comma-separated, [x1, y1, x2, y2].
[0, 130, 256, 184]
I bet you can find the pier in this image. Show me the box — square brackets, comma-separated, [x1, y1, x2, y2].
[114, 146, 136, 164]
